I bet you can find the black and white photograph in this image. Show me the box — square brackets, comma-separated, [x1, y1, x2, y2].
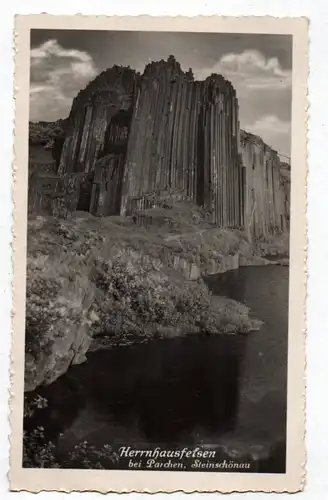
[10, 15, 307, 494]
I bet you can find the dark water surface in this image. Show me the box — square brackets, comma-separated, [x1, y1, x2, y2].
[28, 265, 289, 472]
[206, 266, 288, 448]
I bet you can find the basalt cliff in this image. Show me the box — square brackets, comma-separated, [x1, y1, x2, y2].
[26, 57, 290, 392]
[29, 56, 290, 240]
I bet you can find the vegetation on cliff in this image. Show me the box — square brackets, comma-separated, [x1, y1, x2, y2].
[25, 200, 279, 391]
[28, 120, 67, 169]
[23, 395, 118, 469]
[24, 199, 289, 465]
[29, 120, 66, 149]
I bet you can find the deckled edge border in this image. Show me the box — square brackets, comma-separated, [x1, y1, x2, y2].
[9, 13, 309, 494]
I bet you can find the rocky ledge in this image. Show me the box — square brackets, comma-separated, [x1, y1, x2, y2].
[25, 199, 288, 392]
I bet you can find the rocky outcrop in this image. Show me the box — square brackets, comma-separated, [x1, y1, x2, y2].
[89, 154, 125, 216]
[28, 171, 94, 218]
[26, 59, 291, 392]
[58, 66, 138, 176]
[55, 57, 244, 227]
[24, 217, 99, 391]
[25, 212, 266, 391]
[240, 130, 289, 240]
[29, 57, 290, 240]
[120, 58, 243, 228]
[280, 161, 291, 223]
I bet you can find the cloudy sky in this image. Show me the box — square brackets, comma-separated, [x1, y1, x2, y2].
[30, 30, 292, 157]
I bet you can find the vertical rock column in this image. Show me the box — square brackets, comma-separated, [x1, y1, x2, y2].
[120, 58, 197, 214]
[199, 75, 243, 227]
[240, 130, 289, 239]
[89, 154, 126, 216]
[120, 60, 244, 225]
[58, 96, 122, 175]
[58, 67, 138, 176]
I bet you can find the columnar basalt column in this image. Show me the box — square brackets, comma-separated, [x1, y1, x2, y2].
[199, 75, 242, 227]
[90, 153, 126, 216]
[57, 58, 288, 232]
[120, 59, 244, 227]
[120, 57, 199, 214]
[58, 66, 138, 176]
[240, 130, 290, 240]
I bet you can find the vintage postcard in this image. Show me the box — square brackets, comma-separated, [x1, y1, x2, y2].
[10, 14, 308, 493]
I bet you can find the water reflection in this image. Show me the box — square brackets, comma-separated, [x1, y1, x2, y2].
[26, 266, 288, 472]
[206, 266, 288, 446]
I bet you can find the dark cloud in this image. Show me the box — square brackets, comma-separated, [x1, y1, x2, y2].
[29, 39, 97, 121]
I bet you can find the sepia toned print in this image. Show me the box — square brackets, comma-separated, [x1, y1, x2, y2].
[10, 15, 307, 493]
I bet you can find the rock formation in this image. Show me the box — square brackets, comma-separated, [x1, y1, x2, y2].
[240, 130, 289, 240]
[29, 56, 290, 240]
[120, 57, 243, 229]
[280, 161, 291, 223]
[58, 65, 138, 176]
[53, 57, 244, 228]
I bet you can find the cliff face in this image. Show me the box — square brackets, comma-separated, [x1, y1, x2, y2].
[25, 60, 291, 393]
[58, 66, 139, 176]
[56, 57, 244, 228]
[240, 130, 289, 240]
[30, 57, 290, 240]
[280, 161, 291, 223]
[197, 76, 243, 229]
[25, 211, 264, 392]
[120, 58, 243, 228]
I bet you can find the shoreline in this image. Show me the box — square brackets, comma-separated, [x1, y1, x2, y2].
[88, 258, 289, 354]
[23, 263, 289, 471]
[25, 209, 289, 392]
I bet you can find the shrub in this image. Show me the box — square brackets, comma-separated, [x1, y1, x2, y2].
[90, 255, 254, 338]
[23, 427, 118, 469]
[29, 121, 65, 149]
[23, 395, 118, 469]
[24, 394, 48, 418]
[23, 427, 60, 468]
[64, 442, 118, 469]
[25, 277, 60, 359]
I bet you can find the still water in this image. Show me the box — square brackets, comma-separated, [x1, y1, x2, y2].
[28, 265, 289, 472]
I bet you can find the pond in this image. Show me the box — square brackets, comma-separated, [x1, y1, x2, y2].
[206, 266, 288, 464]
[26, 265, 289, 473]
